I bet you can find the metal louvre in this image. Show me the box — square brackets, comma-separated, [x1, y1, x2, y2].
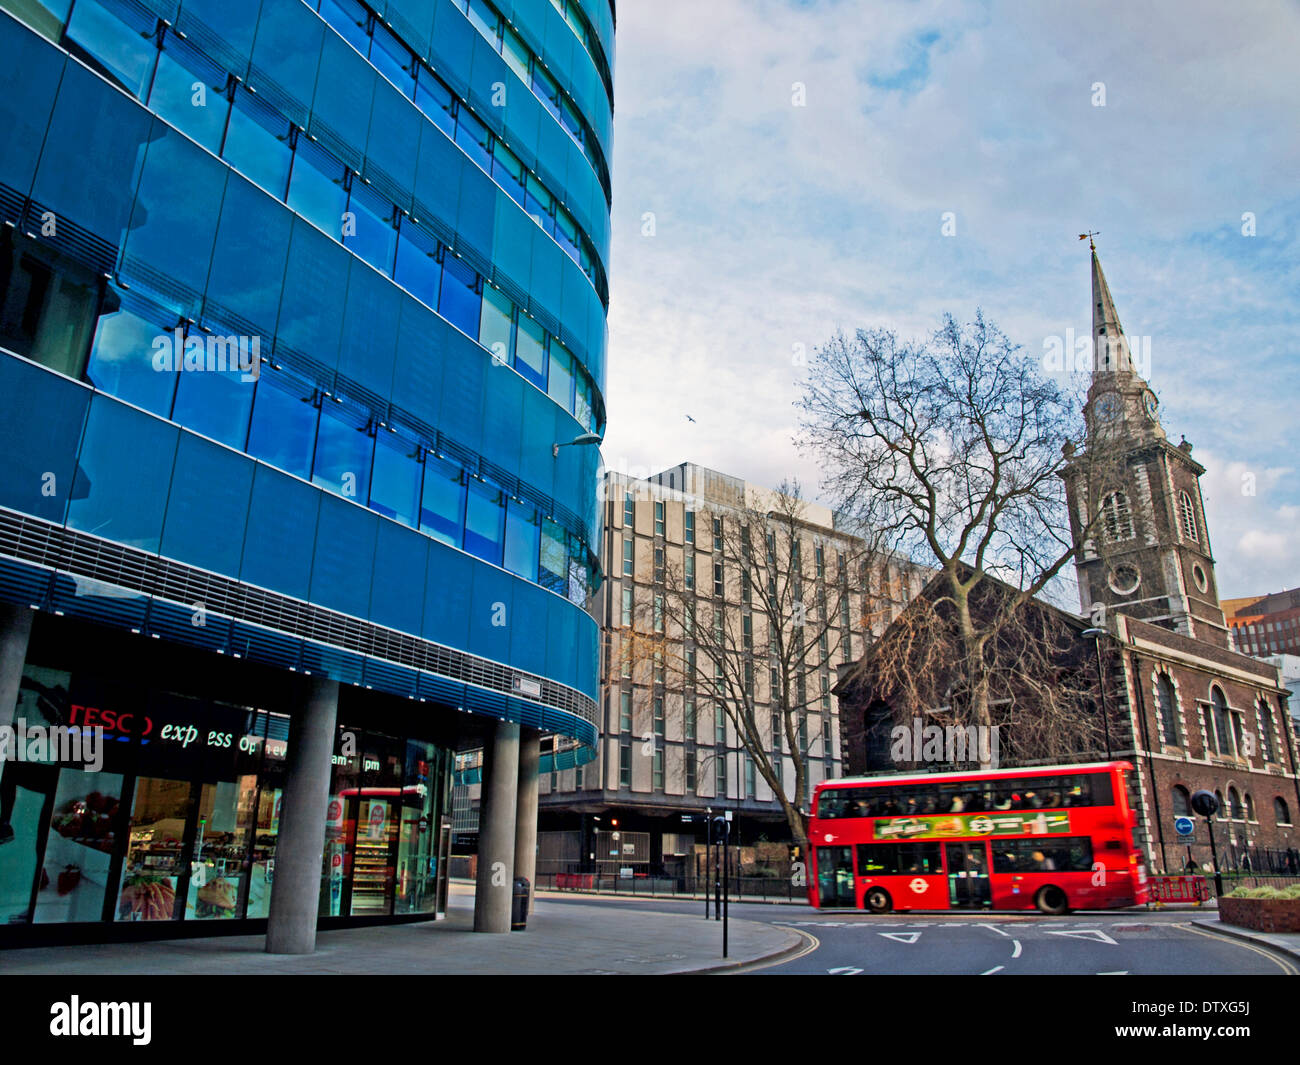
[0, 507, 597, 732]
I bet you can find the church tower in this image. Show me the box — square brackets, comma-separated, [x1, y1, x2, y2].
[1063, 245, 1229, 647]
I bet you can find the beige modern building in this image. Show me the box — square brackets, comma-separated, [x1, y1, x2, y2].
[534, 462, 922, 879]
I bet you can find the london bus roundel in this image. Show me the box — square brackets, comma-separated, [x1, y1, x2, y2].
[807, 761, 1149, 914]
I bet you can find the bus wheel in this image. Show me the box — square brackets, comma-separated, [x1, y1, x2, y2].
[1035, 885, 1069, 916]
[865, 887, 893, 914]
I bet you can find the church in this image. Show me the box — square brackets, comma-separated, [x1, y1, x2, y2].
[838, 249, 1300, 876]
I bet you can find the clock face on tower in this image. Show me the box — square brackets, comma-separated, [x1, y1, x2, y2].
[1094, 393, 1121, 424]
[1142, 390, 1158, 421]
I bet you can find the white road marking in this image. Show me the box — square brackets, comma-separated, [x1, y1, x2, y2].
[1097, 971, 1129, 975]
[879, 932, 921, 944]
[828, 966, 863, 975]
[982, 965, 1004, 975]
[1044, 929, 1118, 945]
[976, 923, 1010, 937]
[1011, 939, 1022, 958]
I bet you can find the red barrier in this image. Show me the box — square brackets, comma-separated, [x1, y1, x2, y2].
[1147, 875, 1210, 905]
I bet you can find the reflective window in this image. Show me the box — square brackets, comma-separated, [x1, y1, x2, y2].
[319, 0, 370, 53]
[85, 298, 177, 417]
[394, 221, 443, 308]
[222, 90, 294, 199]
[344, 182, 398, 274]
[465, 0, 499, 42]
[504, 500, 539, 581]
[147, 42, 229, 153]
[312, 402, 373, 501]
[438, 255, 480, 336]
[539, 519, 567, 594]
[464, 479, 504, 564]
[246, 370, 318, 479]
[65, 0, 158, 98]
[206, 175, 292, 335]
[288, 139, 348, 239]
[170, 360, 256, 449]
[478, 285, 514, 367]
[514, 314, 546, 388]
[414, 74, 456, 138]
[453, 108, 492, 173]
[369, 25, 416, 97]
[368, 434, 422, 527]
[490, 143, 526, 206]
[419, 455, 465, 548]
[547, 341, 574, 411]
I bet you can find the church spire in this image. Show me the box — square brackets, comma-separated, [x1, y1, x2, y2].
[1091, 248, 1135, 377]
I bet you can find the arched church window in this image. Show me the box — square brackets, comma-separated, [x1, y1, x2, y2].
[1156, 674, 1180, 746]
[1179, 491, 1199, 542]
[1102, 491, 1134, 542]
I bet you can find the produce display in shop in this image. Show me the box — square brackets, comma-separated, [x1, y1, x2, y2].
[118, 875, 176, 921]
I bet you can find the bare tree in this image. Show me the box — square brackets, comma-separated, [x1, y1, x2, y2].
[642, 482, 904, 847]
[798, 313, 1125, 766]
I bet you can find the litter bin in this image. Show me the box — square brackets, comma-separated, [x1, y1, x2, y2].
[511, 877, 530, 930]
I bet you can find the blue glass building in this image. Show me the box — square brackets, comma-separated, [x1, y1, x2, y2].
[0, 0, 611, 943]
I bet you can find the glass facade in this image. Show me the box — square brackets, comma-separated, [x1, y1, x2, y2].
[0, 0, 612, 935]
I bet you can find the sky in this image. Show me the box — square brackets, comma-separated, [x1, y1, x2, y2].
[599, 0, 1300, 605]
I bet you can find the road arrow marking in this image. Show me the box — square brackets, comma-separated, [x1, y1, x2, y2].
[879, 932, 921, 944]
[1011, 939, 1022, 958]
[1044, 929, 1118, 945]
[828, 966, 863, 975]
[976, 923, 1010, 937]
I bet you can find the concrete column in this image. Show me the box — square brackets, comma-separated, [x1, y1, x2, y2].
[473, 719, 520, 932]
[266, 676, 339, 955]
[514, 729, 541, 914]
[0, 604, 34, 730]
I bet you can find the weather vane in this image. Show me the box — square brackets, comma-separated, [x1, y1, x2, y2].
[1078, 230, 1100, 251]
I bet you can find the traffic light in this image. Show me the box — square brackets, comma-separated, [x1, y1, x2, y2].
[711, 816, 729, 844]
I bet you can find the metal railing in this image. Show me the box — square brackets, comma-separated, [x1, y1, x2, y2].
[537, 872, 803, 902]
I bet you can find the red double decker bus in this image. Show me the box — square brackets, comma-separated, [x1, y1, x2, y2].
[808, 761, 1148, 915]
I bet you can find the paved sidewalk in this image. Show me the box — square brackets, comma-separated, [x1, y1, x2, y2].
[0, 884, 801, 975]
[1191, 918, 1300, 966]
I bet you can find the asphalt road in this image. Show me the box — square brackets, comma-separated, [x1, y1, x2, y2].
[541, 895, 1295, 976]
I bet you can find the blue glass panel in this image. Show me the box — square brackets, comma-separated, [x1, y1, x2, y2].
[246, 368, 318, 478]
[546, 339, 574, 412]
[538, 518, 566, 595]
[370, 520, 428, 634]
[287, 139, 348, 239]
[436, 331, 484, 451]
[514, 313, 546, 388]
[312, 33, 376, 151]
[206, 175, 292, 335]
[414, 73, 456, 138]
[365, 82, 421, 192]
[274, 219, 347, 367]
[67, 394, 179, 554]
[508, 581, 547, 674]
[124, 126, 228, 298]
[437, 254, 479, 335]
[310, 493, 376, 618]
[412, 120, 462, 225]
[221, 89, 294, 199]
[312, 402, 373, 502]
[343, 182, 398, 275]
[480, 367, 520, 471]
[422, 540, 471, 648]
[503, 499, 539, 582]
[391, 297, 444, 420]
[453, 108, 492, 173]
[65, 0, 158, 99]
[478, 284, 514, 366]
[177, 0, 262, 57]
[0, 354, 89, 524]
[0, 20, 65, 196]
[319, 0, 370, 53]
[463, 478, 503, 565]
[337, 262, 399, 395]
[147, 42, 229, 153]
[170, 360, 256, 449]
[240, 465, 320, 599]
[247, 0, 324, 118]
[32, 62, 151, 244]
[419, 454, 464, 547]
[518, 387, 557, 497]
[159, 433, 253, 574]
[393, 221, 442, 308]
[467, 564, 511, 662]
[369, 24, 416, 97]
[85, 297, 178, 417]
[369, 434, 422, 526]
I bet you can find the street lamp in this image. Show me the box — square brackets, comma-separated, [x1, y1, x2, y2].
[552, 432, 601, 458]
[1081, 627, 1113, 760]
